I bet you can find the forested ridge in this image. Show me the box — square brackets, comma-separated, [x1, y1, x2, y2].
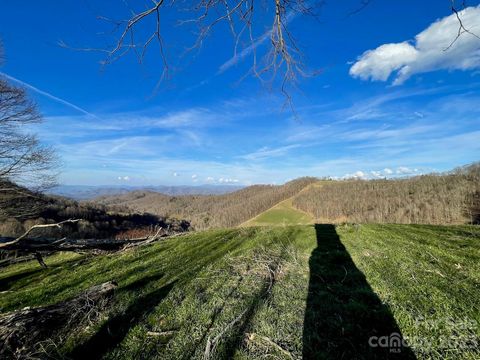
[94, 177, 318, 230]
[0, 179, 189, 239]
[292, 163, 480, 224]
[3, 163, 478, 239]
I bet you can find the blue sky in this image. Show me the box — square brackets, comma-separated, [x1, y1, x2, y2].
[1, 1, 479, 186]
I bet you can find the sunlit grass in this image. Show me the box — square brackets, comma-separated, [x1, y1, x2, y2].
[1, 224, 479, 359]
[242, 198, 313, 226]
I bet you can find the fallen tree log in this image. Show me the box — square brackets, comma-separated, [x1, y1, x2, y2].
[0, 227, 188, 268]
[0, 231, 172, 253]
[2, 237, 144, 252]
[0, 281, 117, 359]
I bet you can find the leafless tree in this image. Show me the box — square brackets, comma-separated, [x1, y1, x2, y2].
[63, 0, 326, 106]
[292, 163, 480, 225]
[69, 0, 478, 105]
[0, 45, 58, 220]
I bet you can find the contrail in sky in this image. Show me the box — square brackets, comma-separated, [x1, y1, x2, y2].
[0, 71, 97, 118]
[217, 10, 299, 74]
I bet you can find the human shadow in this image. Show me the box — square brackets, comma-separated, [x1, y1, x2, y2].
[68, 273, 175, 360]
[303, 224, 416, 359]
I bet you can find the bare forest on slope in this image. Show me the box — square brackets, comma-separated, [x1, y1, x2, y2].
[0, 179, 189, 239]
[93, 177, 318, 230]
[292, 164, 480, 225]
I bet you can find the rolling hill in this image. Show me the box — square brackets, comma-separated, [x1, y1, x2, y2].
[92, 164, 480, 230]
[240, 181, 321, 226]
[1, 224, 479, 359]
[0, 179, 188, 239]
[293, 164, 480, 224]
[92, 177, 318, 230]
[2, 165, 480, 358]
[50, 184, 244, 201]
[241, 198, 313, 226]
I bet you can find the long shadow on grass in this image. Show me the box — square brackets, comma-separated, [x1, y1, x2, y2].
[303, 224, 416, 359]
[68, 273, 176, 360]
[216, 248, 287, 359]
[181, 275, 244, 360]
[0, 255, 88, 292]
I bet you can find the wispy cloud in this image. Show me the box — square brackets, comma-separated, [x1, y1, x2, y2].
[0, 71, 97, 117]
[39, 106, 242, 139]
[26, 86, 479, 186]
[286, 125, 333, 142]
[239, 144, 302, 161]
[217, 10, 299, 74]
[340, 124, 436, 142]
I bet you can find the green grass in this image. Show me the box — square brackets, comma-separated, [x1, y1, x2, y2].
[1, 224, 479, 359]
[242, 198, 313, 226]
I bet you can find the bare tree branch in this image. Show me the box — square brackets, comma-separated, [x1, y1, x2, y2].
[0, 73, 58, 187]
[444, 0, 480, 51]
[0, 44, 58, 222]
[64, 1, 328, 103]
[347, 0, 372, 17]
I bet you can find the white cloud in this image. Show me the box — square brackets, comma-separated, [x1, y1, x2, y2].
[353, 171, 366, 178]
[344, 167, 421, 179]
[117, 176, 130, 181]
[154, 109, 209, 128]
[240, 144, 301, 161]
[396, 166, 413, 174]
[343, 170, 367, 179]
[286, 125, 331, 142]
[173, 172, 179, 177]
[191, 174, 198, 179]
[350, 6, 480, 84]
[350, 42, 418, 82]
[341, 124, 435, 142]
[205, 176, 215, 182]
[218, 178, 239, 183]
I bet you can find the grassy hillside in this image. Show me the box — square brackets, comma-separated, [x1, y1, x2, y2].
[242, 198, 313, 226]
[93, 177, 318, 230]
[1, 224, 479, 359]
[241, 181, 324, 227]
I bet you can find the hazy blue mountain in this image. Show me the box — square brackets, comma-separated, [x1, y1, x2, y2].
[49, 184, 244, 200]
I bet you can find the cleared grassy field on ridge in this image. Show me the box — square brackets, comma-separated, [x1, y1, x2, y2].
[241, 198, 313, 226]
[241, 182, 324, 227]
[1, 224, 479, 359]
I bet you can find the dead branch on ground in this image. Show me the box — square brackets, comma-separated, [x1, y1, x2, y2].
[0, 225, 188, 268]
[0, 281, 117, 359]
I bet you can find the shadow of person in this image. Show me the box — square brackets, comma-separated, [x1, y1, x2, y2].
[303, 224, 416, 359]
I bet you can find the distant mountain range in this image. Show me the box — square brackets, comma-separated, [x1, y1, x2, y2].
[49, 184, 244, 200]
